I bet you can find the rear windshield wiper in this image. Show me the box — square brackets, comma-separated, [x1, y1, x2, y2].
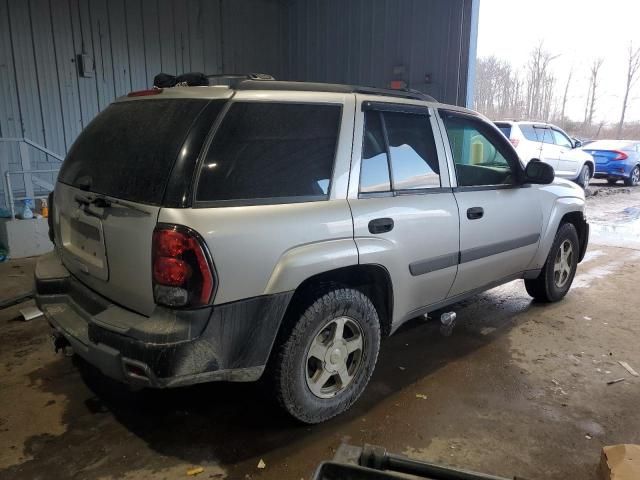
[74, 193, 151, 216]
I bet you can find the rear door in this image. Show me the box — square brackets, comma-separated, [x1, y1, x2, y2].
[348, 98, 460, 324]
[54, 96, 226, 316]
[437, 111, 542, 296]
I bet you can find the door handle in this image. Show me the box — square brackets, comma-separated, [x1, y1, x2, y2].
[368, 217, 394, 234]
[467, 207, 484, 220]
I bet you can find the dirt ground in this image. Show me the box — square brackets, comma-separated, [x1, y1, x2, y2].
[1, 180, 639, 480]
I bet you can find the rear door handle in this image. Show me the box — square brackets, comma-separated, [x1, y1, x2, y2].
[467, 207, 484, 220]
[368, 217, 394, 234]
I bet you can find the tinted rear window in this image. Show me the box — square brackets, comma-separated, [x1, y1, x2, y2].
[494, 123, 511, 138]
[196, 102, 341, 203]
[59, 99, 211, 205]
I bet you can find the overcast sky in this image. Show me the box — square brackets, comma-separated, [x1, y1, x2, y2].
[477, 0, 640, 123]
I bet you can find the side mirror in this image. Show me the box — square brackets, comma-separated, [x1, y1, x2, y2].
[524, 159, 554, 184]
[572, 138, 582, 149]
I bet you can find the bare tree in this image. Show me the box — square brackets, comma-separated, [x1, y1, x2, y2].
[474, 56, 524, 119]
[524, 42, 558, 120]
[616, 43, 640, 138]
[559, 68, 573, 127]
[584, 58, 604, 128]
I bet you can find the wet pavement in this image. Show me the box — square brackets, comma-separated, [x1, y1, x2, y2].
[1, 181, 640, 480]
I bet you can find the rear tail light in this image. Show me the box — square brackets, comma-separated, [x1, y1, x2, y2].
[152, 225, 215, 308]
[612, 150, 628, 161]
[509, 138, 520, 148]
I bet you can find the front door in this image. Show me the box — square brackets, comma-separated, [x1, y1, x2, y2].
[437, 111, 543, 297]
[348, 99, 460, 324]
[537, 126, 561, 171]
[552, 128, 579, 176]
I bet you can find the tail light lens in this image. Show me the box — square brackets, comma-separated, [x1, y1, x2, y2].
[152, 225, 215, 308]
[509, 138, 520, 148]
[612, 150, 628, 161]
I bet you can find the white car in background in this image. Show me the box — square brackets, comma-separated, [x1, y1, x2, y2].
[494, 121, 594, 188]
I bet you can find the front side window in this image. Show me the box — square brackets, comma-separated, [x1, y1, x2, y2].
[441, 113, 517, 187]
[359, 109, 440, 194]
[519, 125, 540, 142]
[538, 127, 554, 144]
[196, 102, 341, 203]
[552, 129, 573, 148]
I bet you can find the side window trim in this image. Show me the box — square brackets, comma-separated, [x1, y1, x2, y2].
[437, 109, 525, 189]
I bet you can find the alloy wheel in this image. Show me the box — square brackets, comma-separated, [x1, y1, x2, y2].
[305, 316, 364, 398]
[553, 239, 574, 288]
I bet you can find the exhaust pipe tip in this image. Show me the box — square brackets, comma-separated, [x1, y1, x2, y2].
[52, 331, 73, 356]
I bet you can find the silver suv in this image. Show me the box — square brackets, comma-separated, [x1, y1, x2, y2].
[494, 121, 594, 189]
[36, 78, 589, 424]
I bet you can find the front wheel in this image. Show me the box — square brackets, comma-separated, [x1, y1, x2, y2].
[525, 223, 579, 302]
[272, 288, 381, 424]
[624, 165, 640, 186]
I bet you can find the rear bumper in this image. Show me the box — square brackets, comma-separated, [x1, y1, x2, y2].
[35, 251, 292, 388]
[594, 164, 632, 179]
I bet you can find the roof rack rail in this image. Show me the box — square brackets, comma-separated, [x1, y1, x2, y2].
[206, 73, 275, 85]
[352, 85, 436, 102]
[233, 79, 438, 103]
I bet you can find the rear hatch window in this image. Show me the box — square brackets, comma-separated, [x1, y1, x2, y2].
[59, 99, 212, 205]
[196, 102, 341, 204]
[494, 122, 511, 138]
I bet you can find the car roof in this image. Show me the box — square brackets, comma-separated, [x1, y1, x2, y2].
[117, 78, 479, 116]
[583, 140, 639, 150]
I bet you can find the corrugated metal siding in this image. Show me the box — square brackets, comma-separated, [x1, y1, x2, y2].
[283, 0, 473, 106]
[0, 0, 285, 208]
[0, 0, 474, 209]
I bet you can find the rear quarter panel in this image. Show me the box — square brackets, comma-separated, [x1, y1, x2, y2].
[159, 201, 356, 304]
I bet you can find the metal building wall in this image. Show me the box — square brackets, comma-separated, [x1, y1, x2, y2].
[283, 0, 475, 106]
[0, 0, 285, 208]
[0, 0, 476, 210]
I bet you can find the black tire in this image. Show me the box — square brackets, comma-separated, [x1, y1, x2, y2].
[577, 165, 591, 189]
[272, 288, 380, 424]
[607, 178, 618, 185]
[525, 223, 579, 302]
[624, 165, 640, 186]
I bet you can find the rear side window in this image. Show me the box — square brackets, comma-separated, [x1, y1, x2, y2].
[359, 109, 440, 193]
[495, 123, 512, 138]
[196, 102, 341, 203]
[59, 99, 212, 205]
[360, 112, 391, 193]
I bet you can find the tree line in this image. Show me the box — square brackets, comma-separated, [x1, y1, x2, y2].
[474, 42, 640, 140]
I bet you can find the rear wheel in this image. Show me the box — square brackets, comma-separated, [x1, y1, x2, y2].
[272, 288, 380, 424]
[624, 165, 640, 186]
[577, 165, 591, 189]
[525, 223, 579, 302]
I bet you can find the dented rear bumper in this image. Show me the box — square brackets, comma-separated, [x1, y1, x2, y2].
[35, 251, 292, 388]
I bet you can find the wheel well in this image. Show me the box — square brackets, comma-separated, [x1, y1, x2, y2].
[585, 161, 594, 176]
[560, 211, 588, 261]
[278, 265, 394, 340]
